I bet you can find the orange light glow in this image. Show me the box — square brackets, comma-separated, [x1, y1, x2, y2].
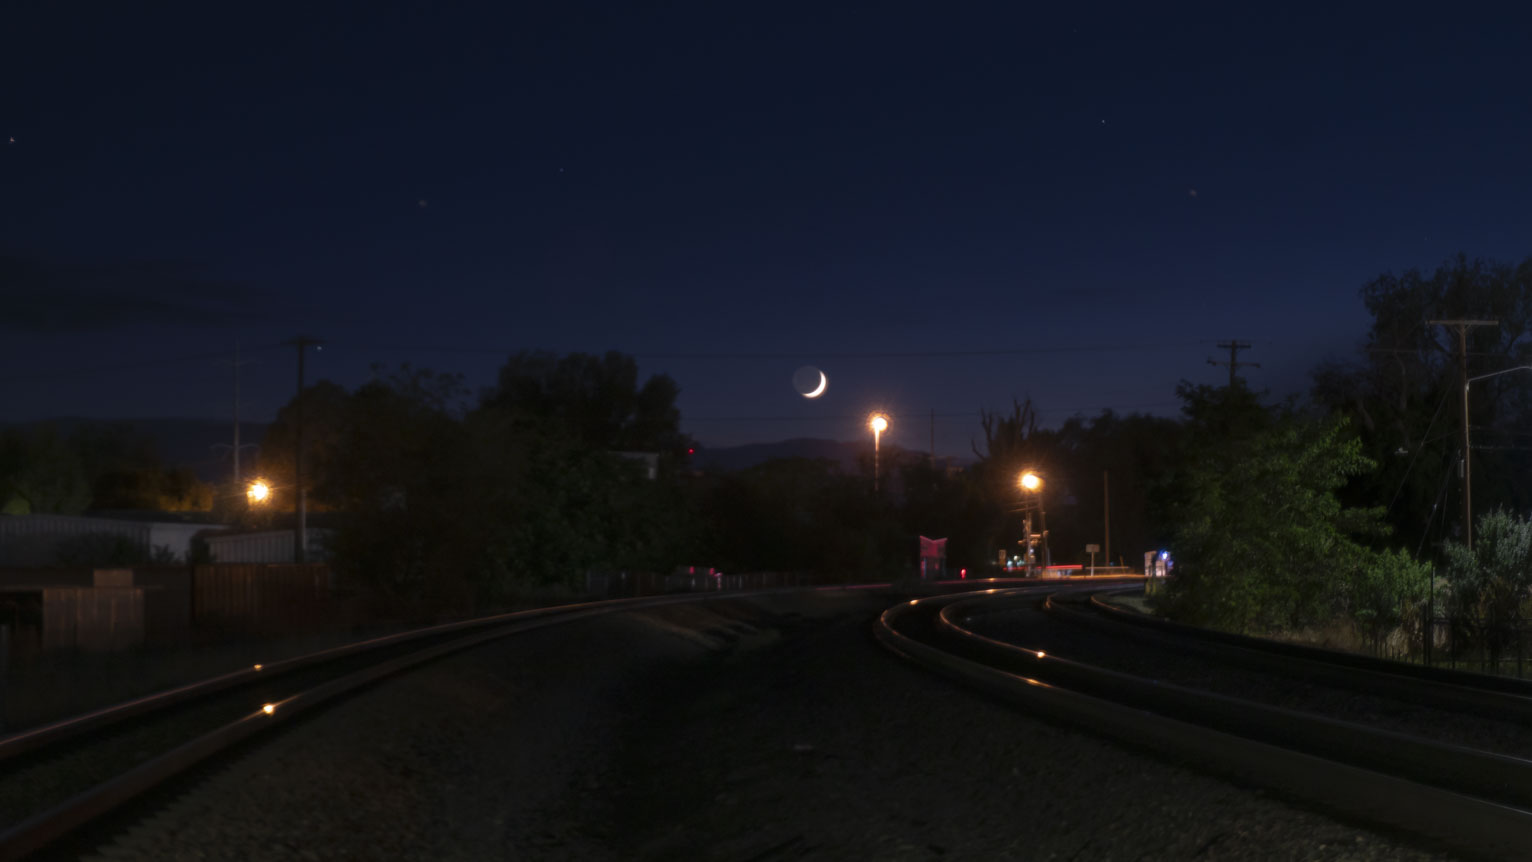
[261, 703, 276, 715]
[253, 664, 263, 671]
[869, 414, 888, 433]
[247, 480, 271, 504]
[1019, 472, 1041, 491]
[1035, 651, 1046, 659]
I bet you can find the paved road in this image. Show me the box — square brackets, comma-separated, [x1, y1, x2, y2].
[78, 592, 1456, 861]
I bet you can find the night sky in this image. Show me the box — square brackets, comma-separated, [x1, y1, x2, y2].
[4, 4, 1531, 457]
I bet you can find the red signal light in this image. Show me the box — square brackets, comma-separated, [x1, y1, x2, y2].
[687, 447, 695, 455]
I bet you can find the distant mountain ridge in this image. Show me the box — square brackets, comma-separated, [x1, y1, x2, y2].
[11, 420, 968, 482]
[693, 437, 970, 473]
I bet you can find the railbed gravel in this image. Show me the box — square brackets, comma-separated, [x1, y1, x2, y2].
[962, 600, 1532, 760]
[73, 591, 1455, 861]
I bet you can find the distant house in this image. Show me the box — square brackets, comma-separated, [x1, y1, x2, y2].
[0, 513, 226, 566]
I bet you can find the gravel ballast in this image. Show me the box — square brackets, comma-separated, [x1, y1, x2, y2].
[76, 591, 1457, 861]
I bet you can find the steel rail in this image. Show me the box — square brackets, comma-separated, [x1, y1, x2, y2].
[1038, 589, 1532, 722]
[0, 585, 886, 861]
[0, 592, 671, 763]
[1087, 586, 1532, 696]
[944, 591, 1532, 808]
[875, 590, 1532, 862]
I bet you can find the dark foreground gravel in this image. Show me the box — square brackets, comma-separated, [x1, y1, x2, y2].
[73, 590, 1458, 861]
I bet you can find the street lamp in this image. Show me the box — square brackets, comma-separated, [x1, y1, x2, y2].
[246, 479, 271, 505]
[869, 413, 889, 492]
[1017, 470, 1049, 573]
[1462, 365, 1532, 549]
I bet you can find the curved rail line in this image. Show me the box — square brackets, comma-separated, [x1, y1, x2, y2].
[1058, 588, 1532, 712]
[875, 584, 1532, 861]
[0, 587, 871, 861]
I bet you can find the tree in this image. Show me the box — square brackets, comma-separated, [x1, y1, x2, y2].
[1047, 410, 1183, 568]
[257, 379, 355, 513]
[481, 350, 689, 455]
[966, 398, 1050, 567]
[1442, 509, 1532, 669]
[1312, 254, 1532, 547]
[0, 426, 90, 515]
[64, 422, 214, 512]
[1347, 547, 1432, 656]
[319, 368, 484, 610]
[696, 456, 903, 579]
[283, 354, 699, 613]
[1160, 384, 1391, 633]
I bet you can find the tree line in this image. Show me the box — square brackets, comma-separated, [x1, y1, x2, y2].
[7, 254, 1532, 659]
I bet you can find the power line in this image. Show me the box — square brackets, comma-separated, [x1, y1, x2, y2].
[338, 341, 1213, 361]
[682, 401, 1184, 423]
[1429, 318, 1498, 550]
[1386, 387, 1451, 518]
[0, 343, 286, 385]
[283, 335, 323, 564]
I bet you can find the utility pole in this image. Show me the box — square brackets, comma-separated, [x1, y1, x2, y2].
[1103, 469, 1110, 569]
[284, 335, 323, 563]
[1429, 319, 1498, 549]
[1207, 340, 1259, 388]
[230, 340, 254, 489]
[930, 409, 936, 464]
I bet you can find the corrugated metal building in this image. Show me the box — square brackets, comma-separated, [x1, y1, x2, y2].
[0, 514, 225, 566]
[203, 528, 334, 563]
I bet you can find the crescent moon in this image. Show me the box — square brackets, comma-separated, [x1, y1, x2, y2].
[804, 370, 827, 398]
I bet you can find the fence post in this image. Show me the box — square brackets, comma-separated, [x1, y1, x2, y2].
[0, 623, 9, 732]
[1424, 569, 1434, 667]
[1507, 621, 1519, 682]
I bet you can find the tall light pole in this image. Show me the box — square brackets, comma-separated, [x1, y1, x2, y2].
[1019, 470, 1049, 573]
[869, 413, 889, 492]
[284, 335, 323, 563]
[1462, 365, 1532, 550]
[1430, 319, 1497, 549]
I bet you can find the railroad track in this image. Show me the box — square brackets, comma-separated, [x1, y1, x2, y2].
[876, 583, 1532, 862]
[0, 590, 796, 861]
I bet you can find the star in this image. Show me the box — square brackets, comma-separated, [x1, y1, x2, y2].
[417, 199, 428, 208]
[1188, 189, 1198, 198]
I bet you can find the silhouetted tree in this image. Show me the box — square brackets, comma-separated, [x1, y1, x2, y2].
[1312, 253, 1532, 549]
[0, 426, 90, 514]
[1442, 510, 1532, 668]
[1161, 384, 1396, 633]
[481, 350, 688, 455]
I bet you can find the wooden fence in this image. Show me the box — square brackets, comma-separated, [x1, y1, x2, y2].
[192, 563, 337, 637]
[40, 587, 144, 651]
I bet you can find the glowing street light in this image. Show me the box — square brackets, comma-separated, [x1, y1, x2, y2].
[869, 413, 889, 492]
[247, 480, 271, 505]
[1017, 469, 1049, 574]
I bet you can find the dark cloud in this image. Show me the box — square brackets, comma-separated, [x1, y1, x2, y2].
[0, 254, 269, 333]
